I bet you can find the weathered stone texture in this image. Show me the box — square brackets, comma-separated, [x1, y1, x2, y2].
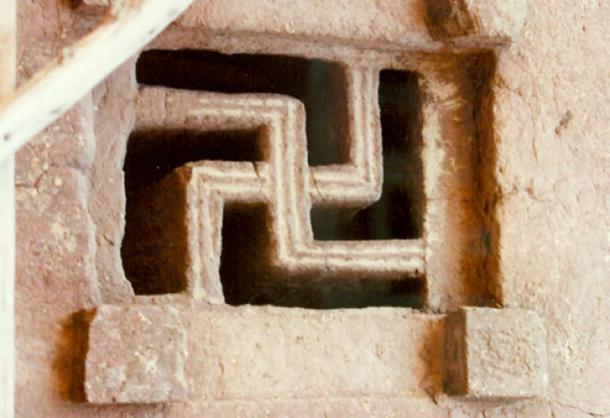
[81, 0, 109, 5]
[491, 1, 610, 414]
[420, 59, 492, 310]
[445, 307, 548, 399]
[12, 0, 610, 417]
[85, 305, 188, 404]
[88, 61, 137, 303]
[169, 397, 449, 418]
[182, 307, 444, 399]
[426, 0, 527, 41]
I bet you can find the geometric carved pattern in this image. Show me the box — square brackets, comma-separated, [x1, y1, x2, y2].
[134, 67, 424, 302]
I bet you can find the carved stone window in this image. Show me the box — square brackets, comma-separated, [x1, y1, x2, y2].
[122, 50, 425, 308]
[0, 0, 556, 413]
[80, 10, 529, 402]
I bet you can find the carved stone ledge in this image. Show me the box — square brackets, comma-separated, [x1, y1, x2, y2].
[83, 304, 549, 404]
[84, 304, 447, 404]
[444, 307, 548, 400]
[84, 305, 188, 404]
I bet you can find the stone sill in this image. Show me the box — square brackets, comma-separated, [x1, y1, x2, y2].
[84, 304, 547, 404]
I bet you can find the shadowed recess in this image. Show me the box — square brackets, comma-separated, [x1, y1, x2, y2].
[311, 69, 424, 240]
[136, 49, 349, 166]
[219, 205, 424, 309]
[122, 130, 262, 295]
[124, 129, 262, 197]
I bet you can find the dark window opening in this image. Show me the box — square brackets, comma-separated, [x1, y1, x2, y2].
[124, 129, 263, 195]
[136, 49, 349, 166]
[219, 205, 424, 309]
[312, 69, 424, 240]
[121, 129, 261, 295]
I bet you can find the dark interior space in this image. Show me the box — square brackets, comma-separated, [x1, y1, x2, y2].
[123, 129, 262, 198]
[311, 69, 424, 240]
[218, 206, 424, 308]
[121, 129, 261, 294]
[237, 274, 425, 309]
[136, 49, 349, 166]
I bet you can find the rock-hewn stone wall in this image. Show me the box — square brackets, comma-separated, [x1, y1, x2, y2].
[14, 0, 609, 416]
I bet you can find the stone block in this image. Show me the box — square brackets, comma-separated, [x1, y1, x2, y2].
[188, 306, 445, 398]
[426, 0, 527, 42]
[75, 0, 110, 16]
[445, 307, 548, 399]
[85, 305, 188, 404]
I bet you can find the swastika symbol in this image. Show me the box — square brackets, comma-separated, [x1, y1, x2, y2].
[129, 66, 424, 303]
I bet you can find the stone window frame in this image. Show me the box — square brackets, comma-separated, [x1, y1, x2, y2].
[0, 0, 549, 414]
[112, 34, 482, 310]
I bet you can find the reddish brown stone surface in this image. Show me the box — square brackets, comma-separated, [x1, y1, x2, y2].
[13, 0, 610, 417]
[85, 305, 188, 404]
[426, 0, 527, 41]
[445, 307, 547, 399]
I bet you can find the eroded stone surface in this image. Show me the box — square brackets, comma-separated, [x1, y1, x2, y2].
[85, 305, 188, 404]
[183, 306, 444, 399]
[445, 307, 548, 399]
[12, 0, 610, 416]
[426, 0, 527, 41]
